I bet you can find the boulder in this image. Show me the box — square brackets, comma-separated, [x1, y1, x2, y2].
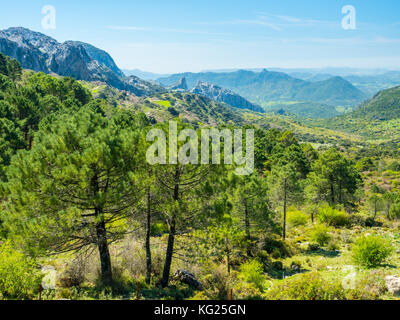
[174, 270, 203, 290]
[385, 276, 400, 296]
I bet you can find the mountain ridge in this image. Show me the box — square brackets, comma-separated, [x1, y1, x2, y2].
[158, 69, 367, 108]
[0, 27, 164, 96]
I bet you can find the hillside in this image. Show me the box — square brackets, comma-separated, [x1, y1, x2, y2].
[311, 86, 400, 143]
[263, 101, 342, 119]
[349, 86, 400, 121]
[83, 81, 246, 127]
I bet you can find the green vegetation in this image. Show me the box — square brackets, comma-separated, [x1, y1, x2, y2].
[1, 53, 400, 301]
[318, 206, 350, 227]
[309, 224, 332, 247]
[0, 241, 42, 299]
[352, 236, 394, 268]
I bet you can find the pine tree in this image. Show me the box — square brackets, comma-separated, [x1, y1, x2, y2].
[3, 106, 147, 285]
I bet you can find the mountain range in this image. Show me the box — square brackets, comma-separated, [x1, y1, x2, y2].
[0, 27, 164, 96]
[2, 27, 400, 123]
[157, 69, 367, 108]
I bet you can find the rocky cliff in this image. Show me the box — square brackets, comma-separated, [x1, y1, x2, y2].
[190, 81, 264, 113]
[0, 27, 163, 96]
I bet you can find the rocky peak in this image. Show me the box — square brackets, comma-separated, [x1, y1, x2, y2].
[190, 81, 264, 113]
[169, 77, 188, 91]
[0, 27, 165, 96]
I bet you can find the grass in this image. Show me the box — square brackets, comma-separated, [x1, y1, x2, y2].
[152, 100, 171, 108]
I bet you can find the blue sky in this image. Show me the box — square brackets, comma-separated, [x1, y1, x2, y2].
[1, 0, 400, 73]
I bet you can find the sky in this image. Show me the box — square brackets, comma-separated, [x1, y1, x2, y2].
[1, 0, 400, 74]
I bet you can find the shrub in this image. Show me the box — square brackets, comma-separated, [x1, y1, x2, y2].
[238, 260, 266, 291]
[309, 224, 331, 247]
[59, 254, 88, 288]
[307, 243, 320, 251]
[318, 205, 349, 227]
[233, 281, 263, 300]
[0, 241, 43, 299]
[264, 272, 346, 300]
[255, 250, 271, 272]
[348, 214, 366, 227]
[258, 234, 293, 258]
[287, 209, 308, 227]
[365, 217, 383, 228]
[200, 264, 232, 300]
[326, 240, 340, 251]
[264, 271, 388, 300]
[352, 236, 393, 268]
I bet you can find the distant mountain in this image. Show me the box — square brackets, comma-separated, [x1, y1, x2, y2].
[123, 69, 169, 80]
[190, 81, 264, 113]
[0, 27, 164, 96]
[289, 72, 334, 82]
[344, 72, 400, 97]
[168, 77, 188, 91]
[158, 69, 367, 107]
[293, 76, 366, 106]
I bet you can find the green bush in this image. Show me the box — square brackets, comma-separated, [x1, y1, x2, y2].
[258, 235, 293, 258]
[0, 241, 43, 299]
[264, 271, 386, 300]
[264, 272, 346, 300]
[287, 209, 308, 227]
[309, 224, 331, 247]
[318, 205, 349, 227]
[238, 260, 265, 291]
[233, 281, 264, 300]
[352, 236, 393, 268]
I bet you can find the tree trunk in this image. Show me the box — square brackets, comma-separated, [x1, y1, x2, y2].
[145, 189, 152, 285]
[92, 172, 112, 285]
[282, 179, 287, 241]
[330, 183, 335, 204]
[161, 168, 180, 288]
[161, 212, 176, 288]
[96, 216, 112, 285]
[226, 243, 231, 274]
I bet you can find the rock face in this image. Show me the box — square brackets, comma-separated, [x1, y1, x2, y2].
[386, 276, 400, 296]
[169, 77, 188, 91]
[0, 27, 164, 96]
[190, 81, 264, 113]
[174, 270, 203, 290]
